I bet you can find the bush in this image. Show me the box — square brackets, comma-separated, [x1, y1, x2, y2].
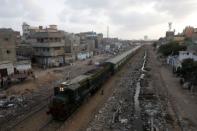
[178, 59, 197, 86]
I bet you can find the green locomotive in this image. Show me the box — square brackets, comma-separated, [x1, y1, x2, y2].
[47, 46, 141, 120]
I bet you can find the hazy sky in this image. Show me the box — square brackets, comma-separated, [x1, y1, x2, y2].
[0, 0, 197, 39]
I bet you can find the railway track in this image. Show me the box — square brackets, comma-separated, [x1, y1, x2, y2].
[3, 94, 52, 131]
[0, 64, 97, 130]
[5, 48, 143, 131]
[38, 94, 92, 131]
[38, 119, 63, 131]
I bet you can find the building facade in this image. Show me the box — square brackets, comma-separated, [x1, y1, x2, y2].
[167, 51, 197, 71]
[183, 26, 194, 38]
[0, 28, 19, 77]
[64, 33, 80, 62]
[0, 28, 17, 62]
[31, 31, 65, 67]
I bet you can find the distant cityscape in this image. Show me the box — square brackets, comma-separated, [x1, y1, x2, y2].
[0, 22, 153, 85]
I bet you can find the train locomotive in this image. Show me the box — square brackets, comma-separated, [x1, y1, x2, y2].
[47, 45, 141, 120]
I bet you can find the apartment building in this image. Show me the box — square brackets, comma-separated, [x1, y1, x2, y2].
[0, 28, 18, 76]
[31, 31, 65, 67]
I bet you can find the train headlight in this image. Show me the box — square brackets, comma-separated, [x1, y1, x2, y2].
[60, 87, 64, 92]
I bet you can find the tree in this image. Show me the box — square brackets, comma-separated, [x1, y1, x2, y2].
[181, 58, 194, 81]
[158, 41, 187, 57]
[178, 59, 197, 88]
[152, 42, 157, 48]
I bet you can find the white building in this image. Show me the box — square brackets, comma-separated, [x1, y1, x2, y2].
[0, 61, 14, 77]
[167, 51, 197, 70]
[15, 60, 31, 71]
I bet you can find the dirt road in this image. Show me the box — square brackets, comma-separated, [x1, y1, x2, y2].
[148, 45, 197, 131]
[1, 54, 109, 131]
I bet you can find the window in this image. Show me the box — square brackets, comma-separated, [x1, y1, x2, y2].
[37, 38, 44, 43]
[6, 50, 11, 54]
[40, 38, 44, 43]
[4, 38, 9, 41]
[54, 47, 61, 50]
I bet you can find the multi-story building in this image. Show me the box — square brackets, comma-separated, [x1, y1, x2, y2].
[21, 23, 66, 67]
[22, 22, 58, 41]
[167, 51, 197, 71]
[183, 26, 194, 38]
[95, 33, 103, 48]
[0, 28, 17, 62]
[191, 28, 197, 44]
[173, 35, 185, 44]
[166, 31, 174, 41]
[64, 32, 80, 62]
[74, 31, 103, 60]
[31, 30, 65, 67]
[0, 28, 18, 76]
[16, 44, 34, 61]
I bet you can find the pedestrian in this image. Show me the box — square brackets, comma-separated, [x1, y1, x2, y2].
[7, 76, 11, 85]
[0, 77, 3, 88]
[101, 89, 104, 95]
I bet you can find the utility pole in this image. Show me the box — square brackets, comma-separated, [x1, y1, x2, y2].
[107, 26, 109, 38]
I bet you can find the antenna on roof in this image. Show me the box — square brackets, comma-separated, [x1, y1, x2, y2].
[107, 25, 109, 38]
[168, 22, 172, 31]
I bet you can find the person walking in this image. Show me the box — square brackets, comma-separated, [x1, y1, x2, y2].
[1, 77, 4, 88]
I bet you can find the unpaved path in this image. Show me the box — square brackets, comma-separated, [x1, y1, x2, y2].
[149, 45, 197, 131]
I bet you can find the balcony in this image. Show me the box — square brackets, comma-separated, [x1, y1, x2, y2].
[31, 42, 64, 48]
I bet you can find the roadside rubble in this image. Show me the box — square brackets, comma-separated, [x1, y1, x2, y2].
[87, 50, 170, 131]
[0, 63, 97, 130]
[139, 52, 168, 131]
[87, 50, 144, 130]
[0, 95, 25, 108]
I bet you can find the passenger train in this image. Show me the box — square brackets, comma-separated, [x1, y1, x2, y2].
[47, 45, 142, 120]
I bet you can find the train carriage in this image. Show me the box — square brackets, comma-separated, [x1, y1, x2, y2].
[105, 45, 141, 72]
[47, 45, 142, 120]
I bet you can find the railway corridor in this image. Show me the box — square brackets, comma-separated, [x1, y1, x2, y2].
[59, 47, 146, 131]
[9, 47, 145, 131]
[9, 45, 190, 131]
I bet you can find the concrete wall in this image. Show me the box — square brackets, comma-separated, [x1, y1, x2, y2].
[15, 61, 31, 71]
[35, 56, 65, 67]
[0, 29, 17, 62]
[77, 51, 93, 60]
[178, 51, 197, 61]
[0, 61, 14, 76]
[34, 46, 64, 57]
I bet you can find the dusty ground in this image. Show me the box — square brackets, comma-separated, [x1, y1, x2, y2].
[0, 54, 109, 131]
[4, 46, 197, 131]
[5, 54, 108, 96]
[11, 48, 144, 131]
[148, 45, 197, 131]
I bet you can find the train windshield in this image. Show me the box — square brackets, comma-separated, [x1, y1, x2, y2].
[53, 95, 69, 105]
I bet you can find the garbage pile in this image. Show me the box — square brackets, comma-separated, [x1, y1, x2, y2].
[87, 50, 144, 130]
[0, 94, 27, 109]
[139, 53, 168, 131]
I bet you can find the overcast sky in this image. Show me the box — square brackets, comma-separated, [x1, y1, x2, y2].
[0, 0, 197, 39]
